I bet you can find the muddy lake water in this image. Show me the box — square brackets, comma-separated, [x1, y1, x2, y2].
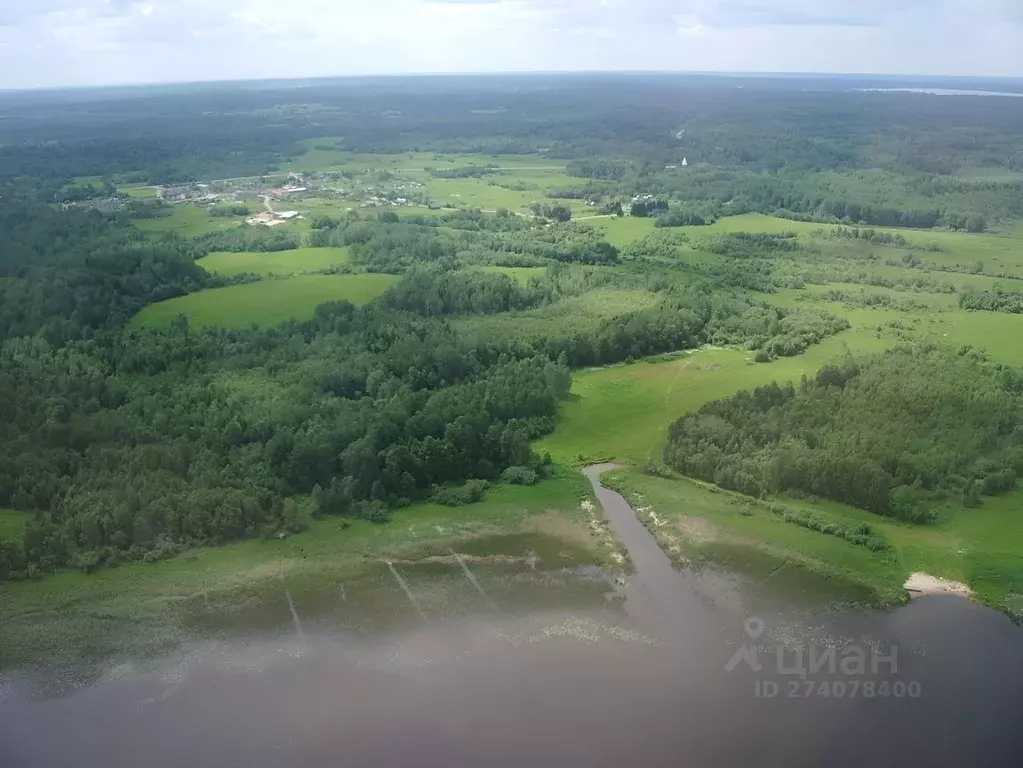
[2, 469, 1022, 767]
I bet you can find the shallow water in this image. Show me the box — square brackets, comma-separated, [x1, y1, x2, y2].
[2, 470, 1022, 767]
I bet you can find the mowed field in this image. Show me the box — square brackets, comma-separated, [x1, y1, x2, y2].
[119, 185, 160, 199]
[131, 273, 400, 329]
[198, 247, 351, 277]
[133, 205, 248, 237]
[423, 174, 597, 217]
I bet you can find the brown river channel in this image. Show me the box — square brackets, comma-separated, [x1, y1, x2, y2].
[2, 465, 1022, 767]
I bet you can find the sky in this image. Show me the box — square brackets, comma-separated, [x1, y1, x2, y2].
[1, 0, 1022, 89]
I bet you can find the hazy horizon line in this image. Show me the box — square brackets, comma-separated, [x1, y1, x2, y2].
[4, 68, 1023, 95]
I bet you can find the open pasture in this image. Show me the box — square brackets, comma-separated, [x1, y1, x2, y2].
[133, 205, 247, 238]
[197, 247, 351, 277]
[131, 273, 400, 329]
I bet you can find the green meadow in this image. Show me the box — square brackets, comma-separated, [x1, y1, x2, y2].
[133, 205, 247, 237]
[594, 216, 656, 246]
[599, 211, 1023, 274]
[276, 143, 595, 216]
[601, 468, 905, 606]
[535, 335, 892, 468]
[197, 246, 351, 277]
[769, 287, 1023, 366]
[131, 273, 400, 329]
[480, 266, 548, 285]
[118, 185, 159, 199]
[422, 172, 596, 216]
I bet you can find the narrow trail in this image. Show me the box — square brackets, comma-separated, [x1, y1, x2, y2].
[582, 464, 718, 647]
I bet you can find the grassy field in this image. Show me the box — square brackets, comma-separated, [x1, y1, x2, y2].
[0, 469, 620, 671]
[596, 212, 1023, 273]
[700, 213, 1023, 274]
[480, 266, 548, 284]
[422, 173, 596, 217]
[599, 466, 1023, 617]
[769, 286, 1023, 365]
[119, 185, 159, 199]
[535, 332, 893, 468]
[593, 216, 656, 246]
[601, 468, 904, 607]
[197, 247, 351, 277]
[133, 205, 248, 238]
[131, 274, 400, 329]
[276, 143, 597, 217]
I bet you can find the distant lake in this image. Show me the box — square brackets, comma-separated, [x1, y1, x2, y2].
[858, 88, 1023, 98]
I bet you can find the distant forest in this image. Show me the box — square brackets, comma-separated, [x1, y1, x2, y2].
[3, 74, 1023, 229]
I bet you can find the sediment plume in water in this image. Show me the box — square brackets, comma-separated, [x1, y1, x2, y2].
[386, 560, 428, 620]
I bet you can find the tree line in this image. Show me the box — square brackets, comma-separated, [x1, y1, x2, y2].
[664, 346, 1023, 523]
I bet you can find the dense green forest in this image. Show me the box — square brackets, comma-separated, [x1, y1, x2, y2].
[664, 346, 1023, 523]
[0, 201, 850, 579]
[0, 203, 214, 342]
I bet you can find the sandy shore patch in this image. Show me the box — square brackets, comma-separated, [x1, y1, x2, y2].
[904, 572, 972, 598]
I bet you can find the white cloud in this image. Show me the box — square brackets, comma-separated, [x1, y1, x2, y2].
[0, 0, 1020, 88]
